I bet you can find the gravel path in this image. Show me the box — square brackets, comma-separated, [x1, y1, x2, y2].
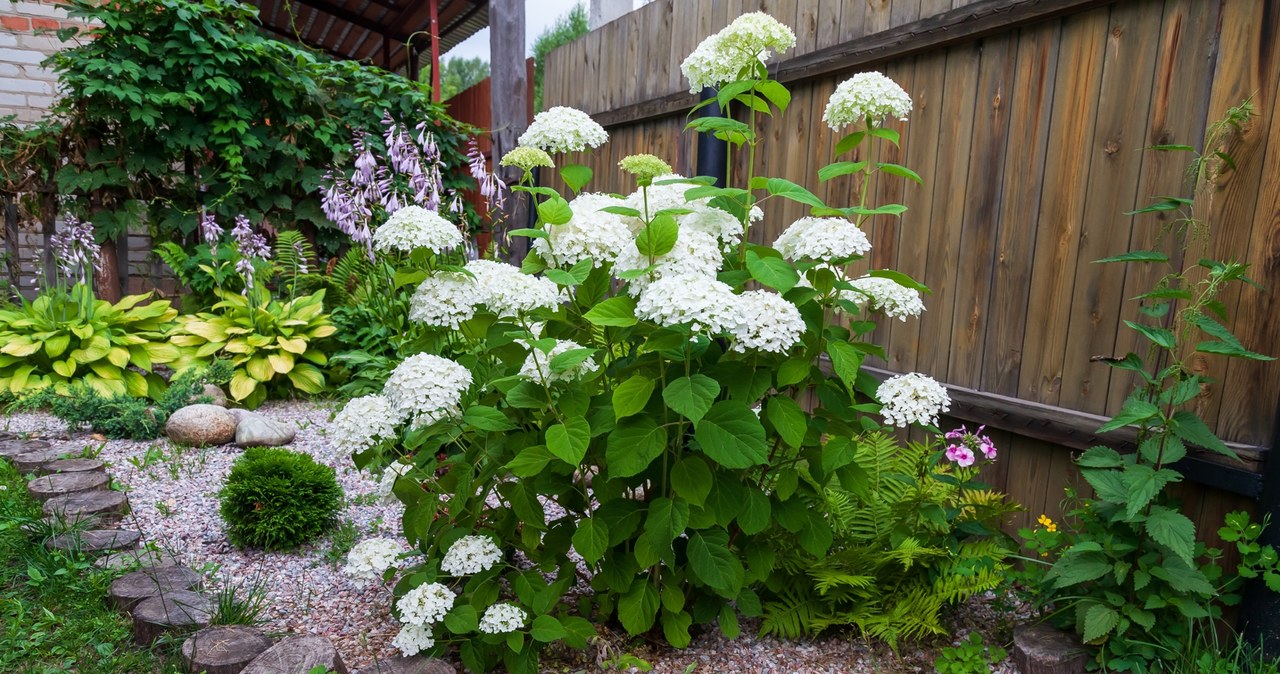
[2, 402, 1026, 673]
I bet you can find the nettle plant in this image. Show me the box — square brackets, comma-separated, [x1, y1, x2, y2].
[336, 13, 956, 673]
[1030, 101, 1280, 672]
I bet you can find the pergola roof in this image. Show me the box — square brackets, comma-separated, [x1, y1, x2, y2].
[251, 0, 489, 73]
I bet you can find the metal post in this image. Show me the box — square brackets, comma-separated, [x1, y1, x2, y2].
[1243, 399, 1280, 657]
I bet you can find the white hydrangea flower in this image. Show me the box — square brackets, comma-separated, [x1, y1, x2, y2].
[730, 290, 805, 354]
[439, 535, 504, 576]
[681, 12, 796, 93]
[396, 582, 456, 626]
[773, 216, 872, 262]
[620, 175, 752, 249]
[844, 276, 925, 321]
[330, 394, 401, 454]
[518, 106, 608, 154]
[478, 603, 528, 634]
[376, 460, 413, 503]
[464, 259, 562, 317]
[635, 273, 739, 334]
[342, 537, 405, 580]
[615, 228, 725, 295]
[372, 206, 464, 254]
[409, 271, 483, 328]
[519, 339, 599, 386]
[824, 71, 913, 130]
[876, 372, 951, 428]
[392, 624, 435, 656]
[383, 354, 472, 428]
[532, 193, 633, 267]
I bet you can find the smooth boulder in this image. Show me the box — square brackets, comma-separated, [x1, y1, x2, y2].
[233, 411, 296, 447]
[166, 404, 238, 446]
[200, 384, 229, 407]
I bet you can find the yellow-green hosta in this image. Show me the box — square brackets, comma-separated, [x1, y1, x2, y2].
[0, 285, 180, 398]
[172, 288, 336, 409]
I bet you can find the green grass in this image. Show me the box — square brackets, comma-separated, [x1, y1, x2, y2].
[0, 462, 182, 674]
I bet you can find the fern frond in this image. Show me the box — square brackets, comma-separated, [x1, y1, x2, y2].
[760, 588, 821, 639]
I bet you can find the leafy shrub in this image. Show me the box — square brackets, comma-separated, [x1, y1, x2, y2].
[934, 633, 1007, 674]
[219, 447, 342, 550]
[0, 284, 179, 398]
[15, 360, 233, 440]
[152, 241, 243, 313]
[172, 287, 335, 409]
[759, 433, 1017, 645]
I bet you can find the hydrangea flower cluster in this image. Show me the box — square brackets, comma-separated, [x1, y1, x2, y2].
[519, 339, 600, 386]
[439, 535, 504, 576]
[876, 372, 951, 427]
[391, 624, 435, 656]
[943, 424, 997, 467]
[376, 461, 413, 503]
[729, 290, 806, 353]
[518, 106, 609, 154]
[478, 603, 528, 634]
[396, 582, 456, 626]
[409, 271, 484, 328]
[823, 71, 913, 130]
[532, 193, 633, 268]
[845, 276, 925, 321]
[615, 229, 725, 295]
[499, 146, 555, 173]
[329, 394, 400, 454]
[49, 213, 101, 284]
[618, 154, 673, 184]
[681, 12, 796, 93]
[635, 274, 740, 334]
[342, 537, 405, 580]
[382, 353, 473, 428]
[619, 174, 754, 249]
[372, 205, 464, 255]
[466, 259, 562, 317]
[773, 216, 872, 262]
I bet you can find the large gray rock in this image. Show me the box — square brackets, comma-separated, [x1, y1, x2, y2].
[234, 412, 296, 447]
[166, 404, 237, 446]
[200, 384, 229, 407]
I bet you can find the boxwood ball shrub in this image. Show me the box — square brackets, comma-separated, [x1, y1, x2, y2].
[219, 448, 342, 550]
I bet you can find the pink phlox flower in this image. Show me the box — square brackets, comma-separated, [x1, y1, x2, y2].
[945, 444, 976, 467]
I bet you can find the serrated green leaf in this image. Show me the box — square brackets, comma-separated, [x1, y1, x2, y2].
[663, 374, 720, 424]
[695, 401, 768, 468]
[1082, 604, 1119, 643]
[546, 416, 590, 466]
[1146, 506, 1196, 565]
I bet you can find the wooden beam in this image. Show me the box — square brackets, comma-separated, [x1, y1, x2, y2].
[430, 0, 441, 100]
[260, 22, 353, 61]
[490, 0, 530, 261]
[589, 0, 1115, 127]
[290, 0, 409, 41]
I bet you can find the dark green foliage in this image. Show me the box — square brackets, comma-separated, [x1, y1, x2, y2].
[16, 360, 233, 440]
[759, 434, 1017, 646]
[532, 3, 589, 110]
[219, 448, 342, 550]
[934, 633, 1008, 674]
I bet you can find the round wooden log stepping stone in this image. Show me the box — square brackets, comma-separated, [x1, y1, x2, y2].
[241, 635, 349, 674]
[356, 656, 456, 674]
[181, 626, 274, 674]
[13, 446, 78, 473]
[46, 528, 140, 554]
[44, 489, 129, 525]
[27, 471, 109, 502]
[0, 438, 50, 458]
[132, 589, 213, 645]
[95, 548, 180, 572]
[109, 566, 202, 611]
[38, 458, 106, 475]
[1012, 623, 1087, 674]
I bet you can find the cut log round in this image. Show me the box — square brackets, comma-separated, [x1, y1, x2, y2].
[241, 635, 349, 674]
[109, 566, 202, 611]
[1012, 623, 1088, 674]
[44, 489, 129, 525]
[356, 656, 456, 674]
[38, 458, 106, 475]
[0, 438, 50, 458]
[27, 471, 109, 502]
[95, 548, 180, 572]
[46, 528, 141, 554]
[181, 626, 274, 674]
[13, 446, 78, 473]
[132, 589, 213, 645]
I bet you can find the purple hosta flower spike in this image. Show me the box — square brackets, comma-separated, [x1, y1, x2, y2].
[352, 134, 378, 187]
[200, 210, 223, 249]
[49, 213, 101, 284]
[231, 215, 271, 294]
[292, 240, 309, 274]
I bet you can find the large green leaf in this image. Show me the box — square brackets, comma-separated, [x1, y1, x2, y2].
[644, 497, 690, 544]
[1082, 604, 1119, 644]
[635, 214, 679, 258]
[670, 456, 713, 507]
[606, 417, 667, 477]
[618, 578, 660, 635]
[612, 375, 655, 419]
[765, 395, 807, 448]
[687, 530, 745, 598]
[663, 374, 720, 424]
[546, 416, 591, 466]
[695, 401, 768, 468]
[286, 362, 326, 394]
[1145, 506, 1196, 565]
[572, 517, 609, 564]
[584, 295, 638, 327]
[746, 251, 799, 292]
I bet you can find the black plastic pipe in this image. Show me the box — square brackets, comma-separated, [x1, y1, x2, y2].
[694, 88, 728, 187]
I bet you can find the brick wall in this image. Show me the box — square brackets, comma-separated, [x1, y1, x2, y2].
[0, 0, 77, 124]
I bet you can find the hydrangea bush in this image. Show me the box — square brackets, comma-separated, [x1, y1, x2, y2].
[338, 13, 963, 672]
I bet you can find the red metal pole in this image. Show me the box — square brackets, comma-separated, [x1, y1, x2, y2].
[429, 0, 440, 101]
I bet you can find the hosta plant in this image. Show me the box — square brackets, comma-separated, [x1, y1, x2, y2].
[334, 13, 968, 673]
[0, 283, 179, 398]
[172, 286, 335, 409]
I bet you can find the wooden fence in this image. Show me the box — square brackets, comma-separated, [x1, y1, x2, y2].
[541, 0, 1280, 533]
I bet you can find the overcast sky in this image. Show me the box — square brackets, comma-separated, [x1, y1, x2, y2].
[442, 0, 610, 61]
